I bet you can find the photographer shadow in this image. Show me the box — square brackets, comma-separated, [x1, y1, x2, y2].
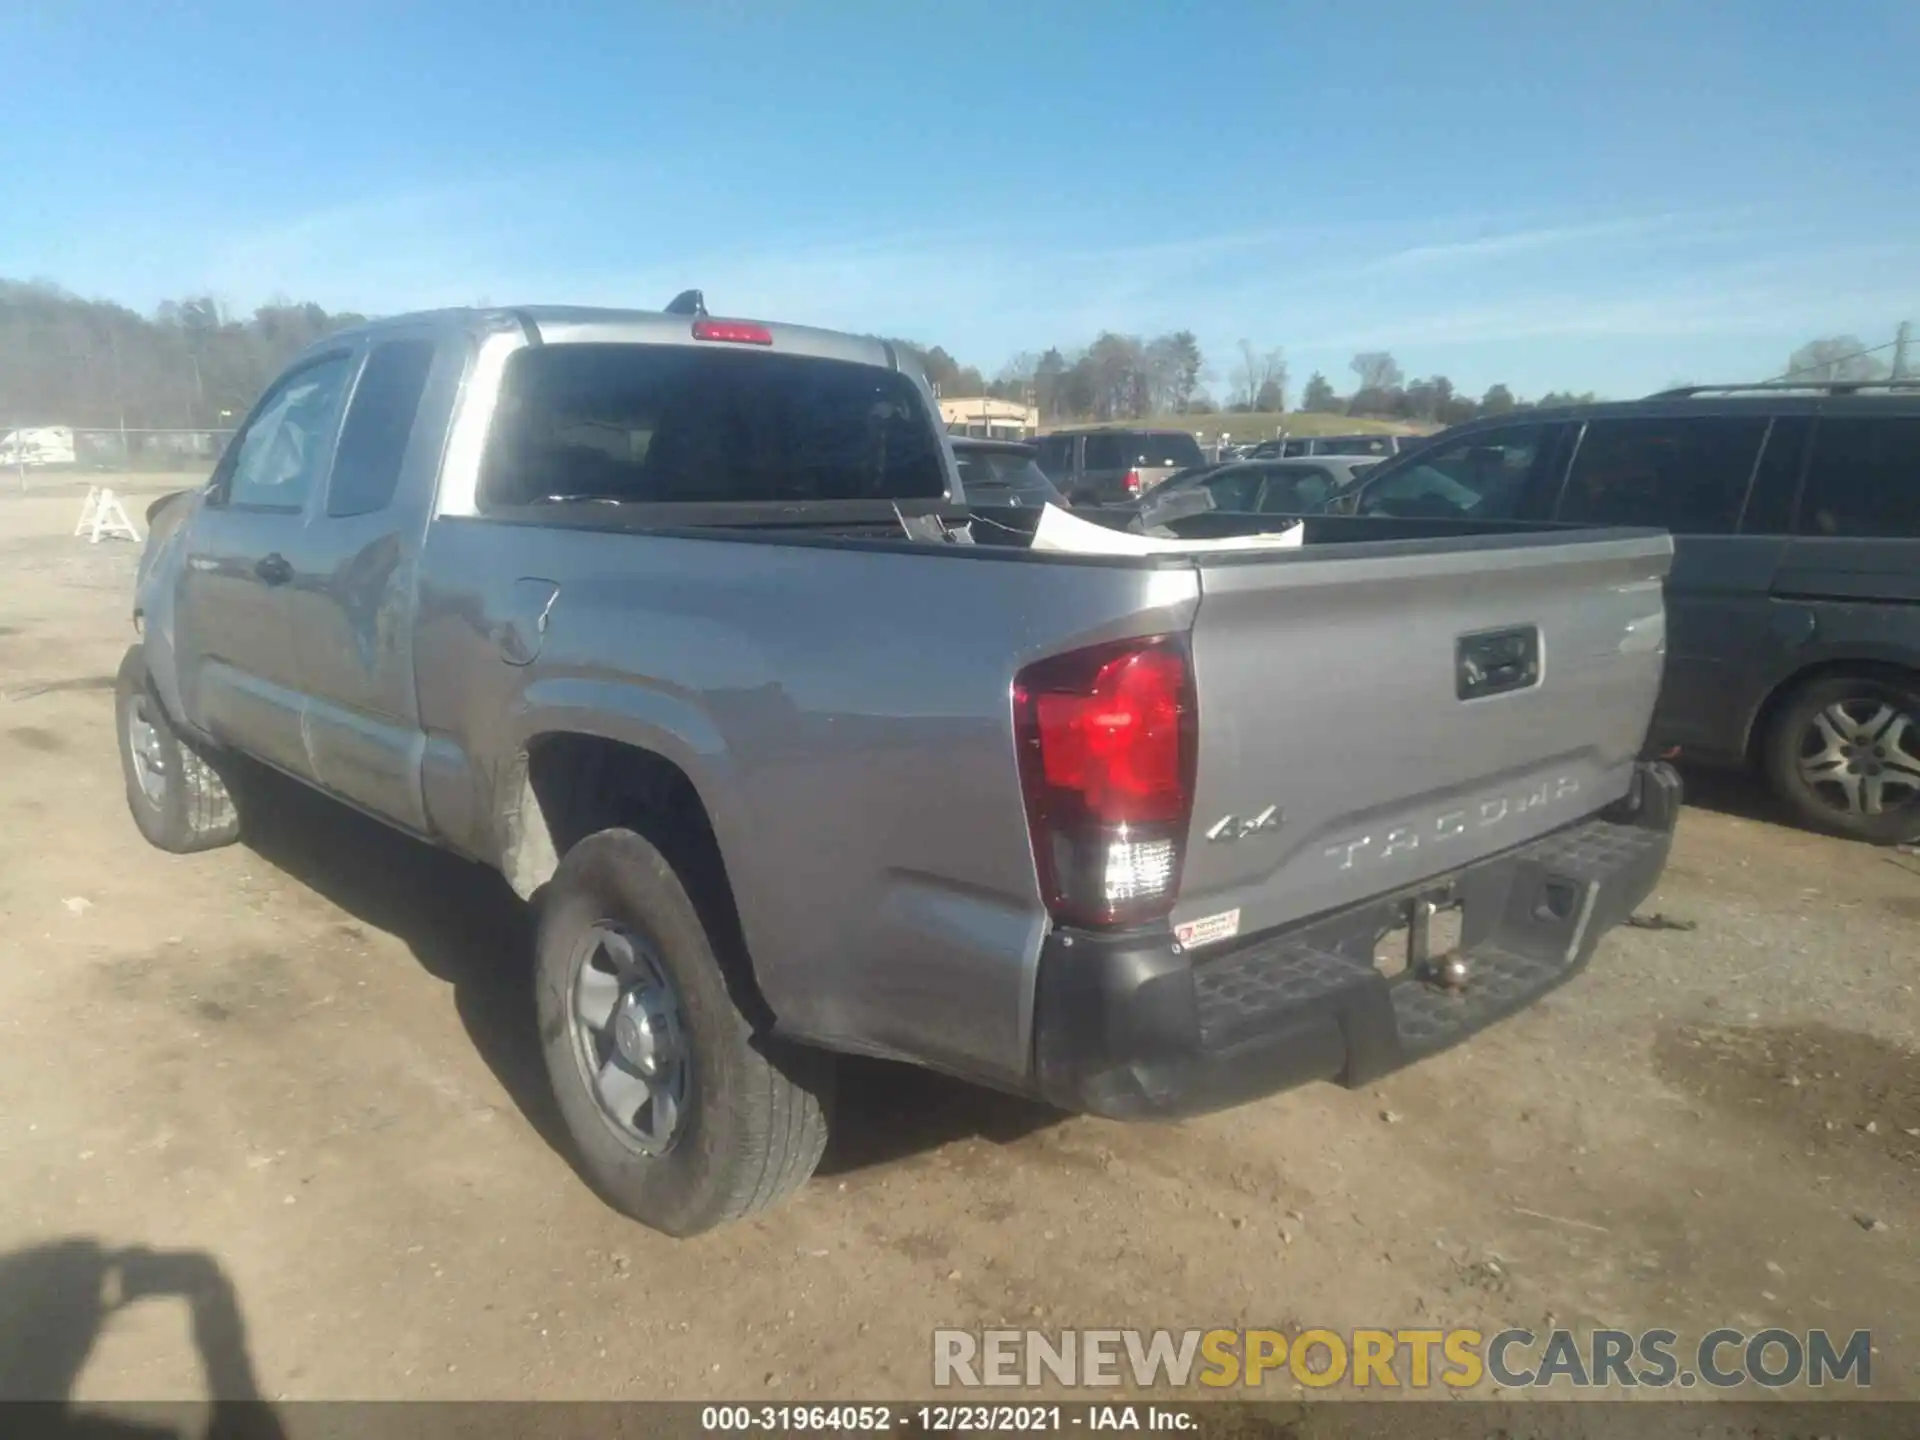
[0, 1239, 284, 1439]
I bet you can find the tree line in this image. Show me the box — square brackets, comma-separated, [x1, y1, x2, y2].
[2, 278, 1897, 436]
[920, 332, 1597, 429]
[1, 279, 367, 432]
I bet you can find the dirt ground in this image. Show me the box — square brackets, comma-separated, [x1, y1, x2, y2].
[0, 482, 1913, 1406]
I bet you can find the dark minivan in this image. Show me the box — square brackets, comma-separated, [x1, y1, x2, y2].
[1339, 383, 1920, 843]
[1033, 427, 1206, 506]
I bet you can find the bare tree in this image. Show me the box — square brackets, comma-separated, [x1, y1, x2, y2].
[1235, 341, 1288, 411]
[1350, 351, 1403, 393]
[1085, 333, 1146, 420]
[1234, 341, 1259, 409]
[1145, 332, 1203, 413]
[993, 352, 1039, 403]
[1782, 336, 1888, 384]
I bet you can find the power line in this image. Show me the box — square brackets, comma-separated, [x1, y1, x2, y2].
[1768, 334, 1903, 384]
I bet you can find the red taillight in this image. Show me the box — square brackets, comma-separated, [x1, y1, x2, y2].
[692, 318, 774, 345]
[1124, 467, 1143, 496]
[1013, 636, 1197, 927]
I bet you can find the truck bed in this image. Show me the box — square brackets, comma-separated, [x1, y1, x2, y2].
[412, 502, 1670, 1087]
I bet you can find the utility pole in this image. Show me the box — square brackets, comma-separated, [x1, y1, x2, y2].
[108, 329, 128, 460]
[1893, 322, 1912, 382]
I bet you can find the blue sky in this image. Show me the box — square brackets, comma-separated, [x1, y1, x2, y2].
[3, 1, 1917, 398]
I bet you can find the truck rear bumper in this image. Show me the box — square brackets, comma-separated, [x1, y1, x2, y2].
[1031, 762, 1681, 1120]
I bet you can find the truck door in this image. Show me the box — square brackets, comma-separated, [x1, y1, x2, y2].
[174, 349, 357, 780]
[285, 331, 454, 833]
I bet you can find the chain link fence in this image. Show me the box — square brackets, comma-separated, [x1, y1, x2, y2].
[3, 425, 233, 491]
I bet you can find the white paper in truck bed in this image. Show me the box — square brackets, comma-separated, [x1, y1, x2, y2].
[1030, 503, 1303, 555]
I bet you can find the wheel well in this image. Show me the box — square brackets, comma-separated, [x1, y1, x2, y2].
[501, 734, 714, 893]
[1745, 659, 1920, 761]
[503, 732, 771, 1024]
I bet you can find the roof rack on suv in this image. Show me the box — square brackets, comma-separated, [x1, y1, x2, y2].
[1649, 380, 1920, 399]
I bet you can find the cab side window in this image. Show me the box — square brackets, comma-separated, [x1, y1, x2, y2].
[327, 339, 438, 517]
[220, 354, 354, 512]
[1557, 417, 1765, 534]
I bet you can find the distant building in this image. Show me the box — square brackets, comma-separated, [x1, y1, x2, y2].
[938, 397, 1038, 441]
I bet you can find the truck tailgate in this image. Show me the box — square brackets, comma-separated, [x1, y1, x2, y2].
[1175, 529, 1672, 939]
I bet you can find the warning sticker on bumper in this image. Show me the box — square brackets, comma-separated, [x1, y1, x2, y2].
[1175, 909, 1241, 950]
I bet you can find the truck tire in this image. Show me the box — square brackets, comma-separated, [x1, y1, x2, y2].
[534, 827, 831, 1236]
[1763, 670, 1920, 845]
[114, 645, 244, 853]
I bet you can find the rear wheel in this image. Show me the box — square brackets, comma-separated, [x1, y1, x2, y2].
[114, 645, 243, 853]
[534, 827, 831, 1236]
[1764, 671, 1920, 844]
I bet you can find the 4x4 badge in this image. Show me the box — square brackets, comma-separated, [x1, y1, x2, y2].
[1205, 804, 1282, 842]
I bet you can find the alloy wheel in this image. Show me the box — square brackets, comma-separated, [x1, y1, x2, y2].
[1794, 697, 1920, 819]
[568, 922, 690, 1155]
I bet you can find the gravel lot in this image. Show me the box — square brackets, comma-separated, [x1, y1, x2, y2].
[0, 484, 1913, 1406]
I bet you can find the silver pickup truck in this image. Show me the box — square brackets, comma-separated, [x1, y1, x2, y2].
[120, 301, 1681, 1236]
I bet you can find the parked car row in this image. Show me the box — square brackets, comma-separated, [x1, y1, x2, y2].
[1248, 432, 1428, 461]
[1019, 427, 1424, 502]
[1125, 455, 1380, 523]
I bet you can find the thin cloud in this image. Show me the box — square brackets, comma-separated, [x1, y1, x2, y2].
[1300, 262, 1920, 352]
[200, 162, 637, 311]
[1357, 214, 1689, 273]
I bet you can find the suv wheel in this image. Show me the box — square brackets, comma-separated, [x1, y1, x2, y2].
[1764, 671, 1920, 844]
[534, 828, 832, 1236]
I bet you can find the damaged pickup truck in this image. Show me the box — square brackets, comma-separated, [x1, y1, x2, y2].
[121, 298, 1680, 1235]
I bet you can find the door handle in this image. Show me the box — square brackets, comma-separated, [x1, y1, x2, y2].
[1456, 626, 1540, 700]
[254, 553, 294, 586]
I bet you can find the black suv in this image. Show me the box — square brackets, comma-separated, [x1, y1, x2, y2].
[1033, 427, 1206, 506]
[1340, 383, 1920, 843]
